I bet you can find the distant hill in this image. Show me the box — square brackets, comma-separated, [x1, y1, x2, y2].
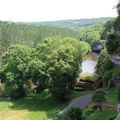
[22, 17, 113, 28]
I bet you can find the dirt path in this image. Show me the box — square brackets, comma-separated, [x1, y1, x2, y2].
[59, 94, 93, 115]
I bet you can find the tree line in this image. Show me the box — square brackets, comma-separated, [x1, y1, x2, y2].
[0, 21, 80, 57]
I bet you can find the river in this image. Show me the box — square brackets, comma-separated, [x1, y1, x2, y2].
[81, 52, 98, 74]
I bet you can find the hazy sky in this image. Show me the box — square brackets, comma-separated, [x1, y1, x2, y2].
[0, 0, 118, 22]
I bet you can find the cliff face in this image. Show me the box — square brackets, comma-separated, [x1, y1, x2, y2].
[110, 54, 120, 65]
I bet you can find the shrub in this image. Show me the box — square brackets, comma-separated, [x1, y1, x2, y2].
[62, 106, 83, 120]
[92, 89, 106, 111]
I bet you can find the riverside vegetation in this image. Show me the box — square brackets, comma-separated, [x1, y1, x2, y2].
[0, 2, 120, 120]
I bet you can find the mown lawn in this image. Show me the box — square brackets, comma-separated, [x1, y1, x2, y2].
[0, 89, 88, 120]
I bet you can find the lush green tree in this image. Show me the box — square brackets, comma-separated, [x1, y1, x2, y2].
[47, 38, 83, 100]
[96, 49, 112, 76]
[0, 45, 32, 98]
[32, 36, 90, 99]
[95, 49, 114, 88]
[79, 23, 105, 46]
[0, 36, 90, 99]
[26, 59, 47, 92]
[92, 89, 106, 111]
[106, 2, 120, 54]
[101, 19, 115, 40]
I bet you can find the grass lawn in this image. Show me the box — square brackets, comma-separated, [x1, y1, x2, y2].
[0, 87, 118, 120]
[0, 89, 88, 120]
[85, 109, 116, 120]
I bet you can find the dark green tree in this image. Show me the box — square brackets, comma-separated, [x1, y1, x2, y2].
[62, 106, 83, 120]
[92, 89, 106, 111]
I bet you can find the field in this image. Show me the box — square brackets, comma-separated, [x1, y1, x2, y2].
[0, 89, 88, 120]
[0, 87, 118, 120]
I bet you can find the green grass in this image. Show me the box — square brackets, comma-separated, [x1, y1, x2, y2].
[0, 89, 87, 120]
[0, 87, 118, 120]
[106, 87, 119, 104]
[0, 89, 66, 120]
[86, 109, 116, 120]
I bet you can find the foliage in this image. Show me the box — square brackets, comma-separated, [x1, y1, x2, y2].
[79, 23, 105, 46]
[0, 45, 32, 98]
[92, 89, 106, 110]
[106, 2, 120, 54]
[85, 87, 118, 120]
[0, 21, 80, 56]
[62, 106, 83, 120]
[92, 89, 106, 103]
[95, 49, 113, 77]
[101, 19, 115, 40]
[80, 73, 97, 81]
[0, 36, 90, 99]
[106, 34, 118, 54]
[96, 51, 120, 88]
[105, 17, 120, 53]
[0, 18, 111, 56]
[27, 36, 62, 91]
[38, 17, 111, 28]
[47, 37, 83, 100]
[114, 16, 120, 31]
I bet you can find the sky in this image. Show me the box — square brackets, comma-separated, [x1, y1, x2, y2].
[0, 0, 118, 22]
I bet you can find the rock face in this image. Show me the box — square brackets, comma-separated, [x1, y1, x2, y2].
[74, 79, 95, 91]
[115, 104, 120, 120]
[110, 54, 120, 65]
[92, 44, 104, 53]
[117, 30, 120, 37]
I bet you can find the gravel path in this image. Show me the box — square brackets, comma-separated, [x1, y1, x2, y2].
[59, 94, 93, 115]
[70, 94, 93, 108]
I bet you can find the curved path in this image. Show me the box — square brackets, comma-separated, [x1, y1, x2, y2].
[59, 94, 93, 115]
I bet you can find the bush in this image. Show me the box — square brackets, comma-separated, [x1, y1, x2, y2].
[62, 106, 83, 120]
[92, 89, 106, 110]
[9, 86, 26, 99]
